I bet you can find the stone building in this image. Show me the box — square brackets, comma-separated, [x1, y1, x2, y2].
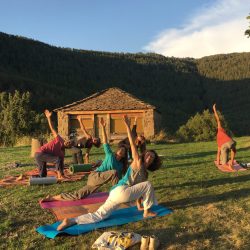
[54, 87, 161, 142]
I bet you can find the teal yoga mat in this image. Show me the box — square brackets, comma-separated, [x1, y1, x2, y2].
[69, 164, 92, 173]
[36, 205, 172, 239]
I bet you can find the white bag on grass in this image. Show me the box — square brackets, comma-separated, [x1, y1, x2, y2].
[92, 231, 141, 250]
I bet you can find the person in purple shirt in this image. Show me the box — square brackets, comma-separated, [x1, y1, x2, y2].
[35, 110, 73, 179]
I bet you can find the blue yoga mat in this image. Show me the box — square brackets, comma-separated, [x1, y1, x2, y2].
[36, 205, 172, 239]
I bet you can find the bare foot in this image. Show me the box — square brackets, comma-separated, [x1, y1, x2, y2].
[57, 173, 71, 180]
[143, 209, 157, 218]
[57, 218, 76, 231]
[40, 195, 62, 202]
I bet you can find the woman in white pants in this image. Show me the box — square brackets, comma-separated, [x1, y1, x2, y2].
[57, 115, 162, 231]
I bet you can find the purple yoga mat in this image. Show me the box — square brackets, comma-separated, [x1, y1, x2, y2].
[40, 192, 109, 209]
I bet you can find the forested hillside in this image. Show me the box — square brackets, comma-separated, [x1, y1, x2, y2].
[0, 32, 249, 135]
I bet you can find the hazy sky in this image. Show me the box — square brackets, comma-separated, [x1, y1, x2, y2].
[0, 0, 249, 58]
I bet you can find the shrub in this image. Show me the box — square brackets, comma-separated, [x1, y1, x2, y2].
[149, 129, 170, 144]
[176, 109, 229, 142]
[0, 90, 46, 146]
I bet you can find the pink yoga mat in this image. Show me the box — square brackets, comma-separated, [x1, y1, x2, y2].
[40, 192, 109, 209]
[214, 161, 247, 172]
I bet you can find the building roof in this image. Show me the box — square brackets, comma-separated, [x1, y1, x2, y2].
[54, 87, 156, 112]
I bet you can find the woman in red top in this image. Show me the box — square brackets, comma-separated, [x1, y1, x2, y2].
[213, 104, 236, 170]
[35, 110, 73, 179]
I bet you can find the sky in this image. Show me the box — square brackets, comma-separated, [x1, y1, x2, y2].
[0, 0, 249, 58]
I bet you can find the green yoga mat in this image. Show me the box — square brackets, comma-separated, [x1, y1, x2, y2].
[69, 164, 92, 173]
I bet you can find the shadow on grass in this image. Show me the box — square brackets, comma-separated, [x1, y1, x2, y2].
[237, 146, 250, 152]
[166, 160, 212, 168]
[169, 150, 217, 160]
[162, 187, 250, 209]
[134, 226, 222, 250]
[155, 174, 250, 190]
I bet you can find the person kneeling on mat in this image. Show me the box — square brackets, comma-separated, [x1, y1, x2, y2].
[41, 117, 128, 201]
[57, 115, 162, 231]
[213, 104, 237, 170]
[68, 115, 101, 164]
[34, 110, 73, 179]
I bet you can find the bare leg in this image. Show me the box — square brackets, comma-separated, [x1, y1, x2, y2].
[57, 218, 76, 231]
[143, 209, 157, 218]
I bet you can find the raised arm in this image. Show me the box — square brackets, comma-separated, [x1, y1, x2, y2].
[123, 115, 139, 163]
[44, 110, 58, 138]
[99, 118, 108, 144]
[77, 116, 92, 139]
[213, 104, 222, 128]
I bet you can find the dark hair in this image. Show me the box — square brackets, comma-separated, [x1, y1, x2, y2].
[116, 145, 128, 175]
[92, 137, 101, 148]
[141, 150, 162, 172]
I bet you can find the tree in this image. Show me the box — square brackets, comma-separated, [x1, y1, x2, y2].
[245, 15, 250, 37]
[176, 109, 230, 142]
[0, 90, 45, 146]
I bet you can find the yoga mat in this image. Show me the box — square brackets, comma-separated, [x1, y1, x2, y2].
[29, 176, 57, 185]
[69, 164, 93, 173]
[40, 192, 130, 221]
[36, 205, 173, 239]
[40, 192, 109, 209]
[214, 161, 247, 172]
[0, 168, 87, 188]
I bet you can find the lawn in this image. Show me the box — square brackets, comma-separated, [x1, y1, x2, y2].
[0, 137, 250, 249]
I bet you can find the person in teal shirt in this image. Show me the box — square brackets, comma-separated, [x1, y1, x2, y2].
[41, 118, 128, 201]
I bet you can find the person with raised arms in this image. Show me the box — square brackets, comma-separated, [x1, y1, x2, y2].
[213, 104, 237, 170]
[35, 110, 73, 179]
[69, 115, 101, 164]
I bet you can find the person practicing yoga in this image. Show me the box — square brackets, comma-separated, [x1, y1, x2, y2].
[213, 104, 237, 170]
[69, 115, 101, 164]
[35, 110, 73, 179]
[118, 117, 146, 159]
[57, 115, 162, 231]
[41, 117, 128, 201]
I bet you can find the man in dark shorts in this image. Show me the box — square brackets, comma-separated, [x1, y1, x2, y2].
[69, 115, 101, 164]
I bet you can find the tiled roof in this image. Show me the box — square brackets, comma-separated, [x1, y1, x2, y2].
[54, 87, 156, 111]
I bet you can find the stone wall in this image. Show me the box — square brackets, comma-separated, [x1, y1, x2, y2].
[57, 111, 69, 139]
[154, 110, 162, 134]
[144, 109, 155, 138]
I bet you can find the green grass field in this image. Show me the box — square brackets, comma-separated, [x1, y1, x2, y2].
[0, 137, 250, 249]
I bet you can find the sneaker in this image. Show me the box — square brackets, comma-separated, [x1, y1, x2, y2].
[148, 235, 160, 250]
[140, 235, 150, 250]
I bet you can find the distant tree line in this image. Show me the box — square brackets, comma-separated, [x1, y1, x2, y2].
[0, 32, 250, 139]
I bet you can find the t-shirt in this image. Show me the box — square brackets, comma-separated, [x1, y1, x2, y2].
[36, 135, 65, 159]
[110, 165, 148, 191]
[74, 137, 92, 149]
[95, 144, 123, 179]
[217, 127, 232, 147]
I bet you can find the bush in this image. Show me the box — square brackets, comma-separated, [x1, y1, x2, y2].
[149, 129, 171, 144]
[176, 109, 229, 142]
[0, 90, 46, 146]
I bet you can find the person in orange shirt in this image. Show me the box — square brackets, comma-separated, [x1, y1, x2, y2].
[213, 104, 236, 170]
